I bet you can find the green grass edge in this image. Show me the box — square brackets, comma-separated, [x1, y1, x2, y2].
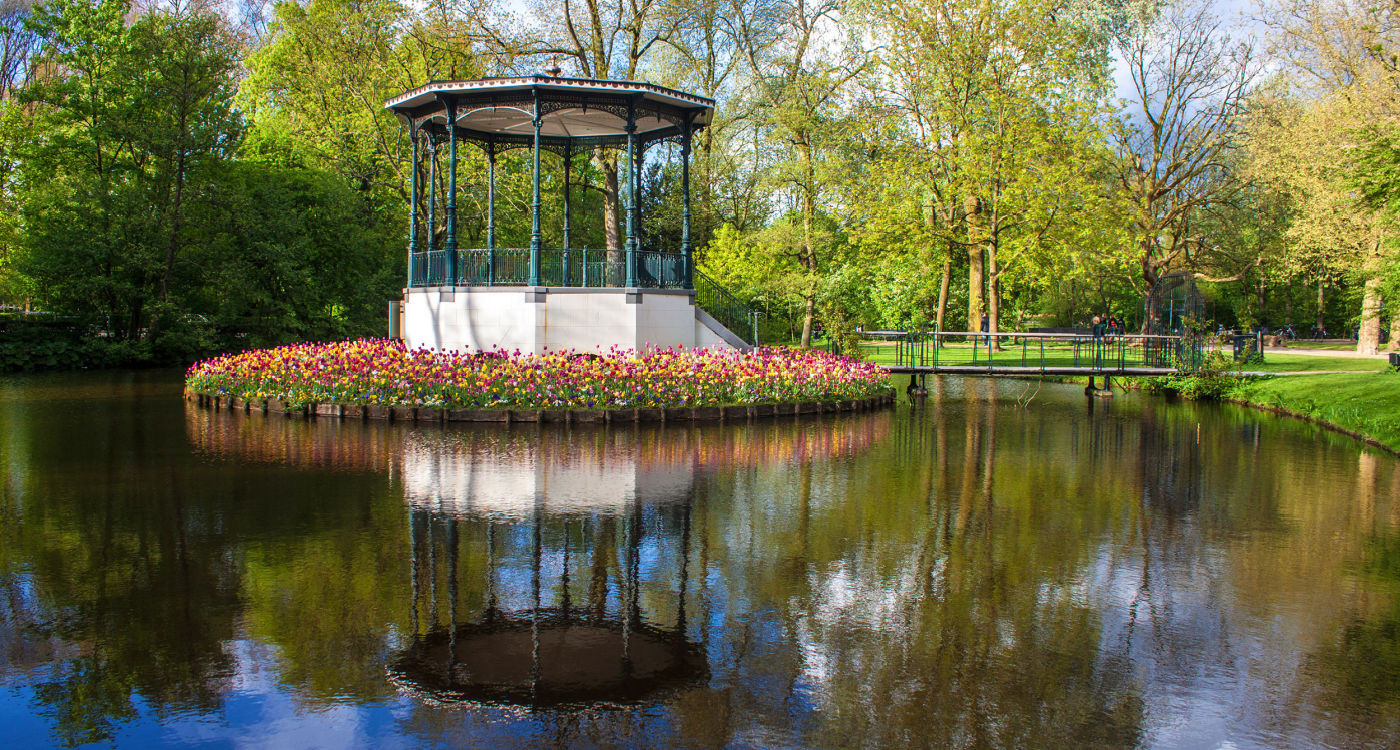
[1132, 370, 1400, 455]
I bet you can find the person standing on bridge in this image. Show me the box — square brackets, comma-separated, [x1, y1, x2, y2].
[980, 313, 990, 349]
[1092, 315, 1105, 368]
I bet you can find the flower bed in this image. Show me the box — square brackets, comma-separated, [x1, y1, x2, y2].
[184, 339, 893, 410]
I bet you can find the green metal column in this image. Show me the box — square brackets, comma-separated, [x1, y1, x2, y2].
[408, 124, 419, 285]
[445, 103, 458, 284]
[426, 137, 437, 253]
[562, 144, 572, 286]
[633, 133, 643, 257]
[624, 98, 638, 288]
[409, 126, 420, 252]
[680, 114, 693, 289]
[529, 91, 543, 287]
[487, 145, 496, 285]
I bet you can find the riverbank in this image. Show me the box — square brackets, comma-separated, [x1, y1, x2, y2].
[1135, 347, 1400, 453]
[1226, 372, 1400, 455]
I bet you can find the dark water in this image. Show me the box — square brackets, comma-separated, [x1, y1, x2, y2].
[2, 371, 1399, 749]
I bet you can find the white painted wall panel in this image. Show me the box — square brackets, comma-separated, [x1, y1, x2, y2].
[402, 288, 740, 354]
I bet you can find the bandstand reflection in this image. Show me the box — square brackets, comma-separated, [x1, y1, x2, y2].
[183, 405, 890, 712]
[391, 489, 704, 707]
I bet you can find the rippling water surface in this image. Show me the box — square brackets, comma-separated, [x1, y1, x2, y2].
[2, 370, 1399, 749]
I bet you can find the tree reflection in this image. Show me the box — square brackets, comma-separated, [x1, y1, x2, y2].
[700, 378, 1147, 747]
[0, 376, 240, 745]
[1309, 451, 1400, 724]
[3, 374, 1400, 746]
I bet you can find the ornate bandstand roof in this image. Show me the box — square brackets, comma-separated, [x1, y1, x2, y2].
[384, 75, 715, 151]
[388, 613, 707, 707]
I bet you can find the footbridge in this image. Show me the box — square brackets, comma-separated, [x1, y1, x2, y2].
[838, 331, 1204, 387]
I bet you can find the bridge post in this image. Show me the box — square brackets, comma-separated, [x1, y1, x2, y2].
[907, 372, 928, 398]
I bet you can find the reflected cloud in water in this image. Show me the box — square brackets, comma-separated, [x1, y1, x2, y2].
[2, 373, 1400, 747]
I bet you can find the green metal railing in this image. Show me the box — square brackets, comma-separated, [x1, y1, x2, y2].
[408, 248, 760, 347]
[408, 248, 690, 289]
[863, 330, 1203, 373]
[694, 268, 757, 346]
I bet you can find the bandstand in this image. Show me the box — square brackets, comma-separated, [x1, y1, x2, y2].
[386, 75, 755, 353]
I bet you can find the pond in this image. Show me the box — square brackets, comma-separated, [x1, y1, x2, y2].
[1, 370, 1398, 748]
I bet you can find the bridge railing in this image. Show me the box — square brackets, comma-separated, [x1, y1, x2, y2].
[840, 330, 1203, 373]
[694, 268, 759, 346]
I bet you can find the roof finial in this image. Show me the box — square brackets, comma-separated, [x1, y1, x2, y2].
[544, 58, 563, 77]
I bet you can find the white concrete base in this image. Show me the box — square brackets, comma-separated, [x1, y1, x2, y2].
[402, 286, 740, 353]
[401, 432, 694, 519]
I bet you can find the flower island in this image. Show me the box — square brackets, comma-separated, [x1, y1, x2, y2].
[184, 340, 895, 422]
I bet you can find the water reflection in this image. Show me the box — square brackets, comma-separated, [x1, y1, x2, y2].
[390, 425, 718, 707]
[185, 406, 891, 478]
[2, 372, 1400, 747]
[390, 500, 705, 707]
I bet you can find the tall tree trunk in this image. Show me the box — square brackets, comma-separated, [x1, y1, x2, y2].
[801, 294, 816, 347]
[127, 300, 143, 341]
[936, 257, 951, 332]
[1316, 280, 1326, 334]
[1139, 241, 1159, 334]
[596, 150, 621, 250]
[987, 239, 1001, 349]
[965, 196, 984, 333]
[153, 137, 189, 343]
[799, 144, 817, 348]
[161, 102, 189, 305]
[1359, 273, 1383, 355]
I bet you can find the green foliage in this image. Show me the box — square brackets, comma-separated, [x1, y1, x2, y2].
[186, 159, 400, 347]
[1137, 349, 1239, 400]
[699, 212, 852, 343]
[3, 0, 406, 365]
[0, 0, 1395, 371]
[0, 319, 159, 371]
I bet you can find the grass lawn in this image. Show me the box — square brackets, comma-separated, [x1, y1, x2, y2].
[1231, 372, 1400, 453]
[1284, 341, 1359, 351]
[1241, 353, 1390, 373]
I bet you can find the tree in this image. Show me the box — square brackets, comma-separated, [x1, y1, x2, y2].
[731, 0, 864, 346]
[1111, 0, 1258, 323]
[0, 0, 40, 309]
[855, 0, 1116, 338]
[21, 0, 159, 339]
[11, 0, 400, 360]
[1253, 0, 1400, 352]
[240, 0, 480, 202]
[134, 9, 242, 338]
[185, 159, 400, 346]
[22, 2, 242, 349]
